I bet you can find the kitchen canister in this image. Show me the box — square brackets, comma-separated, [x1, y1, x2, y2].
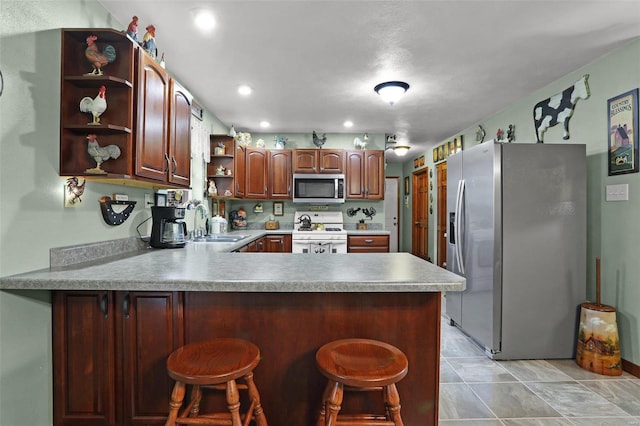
[575, 258, 622, 376]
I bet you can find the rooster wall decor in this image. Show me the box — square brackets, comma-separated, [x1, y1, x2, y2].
[85, 134, 121, 174]
[65, 177, 86, 205]
[312, 131, 327, 148]
[80, 86, 107, 125]
[84, 34, 116, 76]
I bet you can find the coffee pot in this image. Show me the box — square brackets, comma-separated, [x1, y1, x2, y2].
[150, 206, 187, 248]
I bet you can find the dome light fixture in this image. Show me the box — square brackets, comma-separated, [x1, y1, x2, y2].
[237, 85, 252, 96]
[374, 81, 410, 106]
[192, 8, 216, 32]
[393, 145, 411, 156]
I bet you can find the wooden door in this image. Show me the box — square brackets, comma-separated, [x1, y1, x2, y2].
[293, 149, 318, 173]
[345, 151, 364, 199]
[118, 291, 184, 426]
[135, 52, 170, 182]
[168, 79, 191, 187]
[268, 150, 292, 199]
[53, 291, 116, 426]
[437, 162, 448, 268]
[245, 148, 268, 198]
[411, 169, 429, 260]
[318, 149, 344, 173]
[364, 150, 384, 199]
[234, 143, 246, 197]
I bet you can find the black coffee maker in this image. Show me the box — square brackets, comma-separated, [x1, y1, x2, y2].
[150, 206, 187, 248]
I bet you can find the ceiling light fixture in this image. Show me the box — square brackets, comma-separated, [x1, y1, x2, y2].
[193, 9, 216, 32]
[259, 120, 270, 128]
[343, 120, 354, 128]
[393, 145, 410, 156]
[374, 81, 410, 106]
[237, 85, 252, 96]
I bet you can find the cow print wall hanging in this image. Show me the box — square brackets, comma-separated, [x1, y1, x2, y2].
[533, 74, 590, 143]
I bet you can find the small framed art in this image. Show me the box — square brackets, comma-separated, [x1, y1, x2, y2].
[608, 89, 639, 175]
[273, 201, 284, 216]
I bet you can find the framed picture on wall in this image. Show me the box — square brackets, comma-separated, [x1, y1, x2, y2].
[273, 201, 284, 216]
[404, 177, 410, 195]
[154, 193, 167, 207]
[608, 89, 639, 175]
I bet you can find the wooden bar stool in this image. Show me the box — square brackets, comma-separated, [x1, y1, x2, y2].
[315, 338, 408, 426]
[165, 338, 268, 426]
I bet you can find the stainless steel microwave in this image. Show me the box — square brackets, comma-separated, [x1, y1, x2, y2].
[292, 174, 345, 204]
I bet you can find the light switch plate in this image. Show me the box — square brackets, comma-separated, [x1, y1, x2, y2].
[606, 183, 629, 201]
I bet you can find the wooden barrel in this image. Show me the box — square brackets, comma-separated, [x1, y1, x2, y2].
[575, 302, 622, 376]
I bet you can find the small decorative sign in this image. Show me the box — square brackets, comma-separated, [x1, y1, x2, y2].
[608, 88, 639, 176]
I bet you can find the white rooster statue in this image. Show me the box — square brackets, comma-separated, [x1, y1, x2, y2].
[79, 85, 107, 125]
[84, 134, 121, 174]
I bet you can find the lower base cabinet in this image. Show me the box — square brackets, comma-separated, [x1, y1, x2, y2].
[53, 291, 183, 426]
[347, 235, 390, 253]
[236, 234, 291, 252]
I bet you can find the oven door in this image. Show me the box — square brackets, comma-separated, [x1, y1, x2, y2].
[292, 240, 347, 254]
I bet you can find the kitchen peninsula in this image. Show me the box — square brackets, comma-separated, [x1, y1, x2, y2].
[0, 238, 465, 426]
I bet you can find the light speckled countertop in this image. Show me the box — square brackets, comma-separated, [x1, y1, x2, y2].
[0, 232, 464, 293]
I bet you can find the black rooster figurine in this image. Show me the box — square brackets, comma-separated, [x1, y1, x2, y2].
[312, 131, 327, 148]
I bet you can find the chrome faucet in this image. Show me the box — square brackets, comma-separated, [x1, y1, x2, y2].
[191, 201, 209, 238]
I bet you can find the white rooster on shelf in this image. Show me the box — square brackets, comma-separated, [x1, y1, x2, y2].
[79, 85, 107, 125]
[84, 134, 121, 174]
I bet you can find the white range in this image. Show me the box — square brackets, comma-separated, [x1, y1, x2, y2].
[291, 211, 347, 254]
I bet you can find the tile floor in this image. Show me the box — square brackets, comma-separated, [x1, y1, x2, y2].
[439, 318, 640, 425]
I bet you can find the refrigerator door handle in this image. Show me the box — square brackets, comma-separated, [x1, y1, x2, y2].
[455, 179, 465, 274]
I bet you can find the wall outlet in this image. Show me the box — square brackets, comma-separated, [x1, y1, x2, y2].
[144, 194, 153, 209]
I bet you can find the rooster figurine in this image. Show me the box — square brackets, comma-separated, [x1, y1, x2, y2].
[84, 134, 121, 174]
[312, 131, 327, 148]
[66, 177, 86, 205]
[79, 86, 107, 125]
[84, 34, 116, 76]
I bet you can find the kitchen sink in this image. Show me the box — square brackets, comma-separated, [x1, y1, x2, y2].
[191, 234, 250, 243]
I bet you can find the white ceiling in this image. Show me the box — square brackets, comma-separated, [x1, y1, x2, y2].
[98, 0, 640, 161]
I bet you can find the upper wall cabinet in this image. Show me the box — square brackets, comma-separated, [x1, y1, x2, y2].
[345, 150, 384, 200]
[293, 149, 344, 174]
[59, 28, 191, 189]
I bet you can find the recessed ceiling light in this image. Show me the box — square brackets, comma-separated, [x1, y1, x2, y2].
[192, 9, 216, 32]
[237, 85, 252, 96]
[259, 121, 270, 128]
[343, 120, 354, 128]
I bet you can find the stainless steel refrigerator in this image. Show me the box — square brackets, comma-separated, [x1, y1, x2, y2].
[446, 140, 586, 360]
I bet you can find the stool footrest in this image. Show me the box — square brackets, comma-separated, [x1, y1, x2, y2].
[335, 415, 395, 426]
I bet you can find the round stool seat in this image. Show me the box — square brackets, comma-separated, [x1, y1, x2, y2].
[165, 338, 268, 426]
[316, 338, 408, 388]
[167, 338, 260, 385]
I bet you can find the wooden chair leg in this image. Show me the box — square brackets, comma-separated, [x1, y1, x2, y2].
[165, 382, 185, 426]
[324, 381, 343, 426]
[225, 379, 242, 426]
[243, 372, 268, 426]
[189, 385, 202, 417]
[383, 384, 404, 426]
[316, 380, 332, 426]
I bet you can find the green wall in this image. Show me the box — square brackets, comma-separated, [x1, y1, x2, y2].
[405, 39, 640, 367]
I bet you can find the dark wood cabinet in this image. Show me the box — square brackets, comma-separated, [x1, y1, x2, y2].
[245, 148, 269, 199]
[60, 29, 190, 189]
[264, 234, 292, 252]
[53, 291, 116, 426]
[293, 149, 344, 174]
[268, 150, 292, 199]
[347, 235, 390, 253]
[234, 143, 246, 198]
[53, 291, 183, 426]
[134, 52, 170, 182]
[167, 80, 192, 186]
[345, 150, 384, 200]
